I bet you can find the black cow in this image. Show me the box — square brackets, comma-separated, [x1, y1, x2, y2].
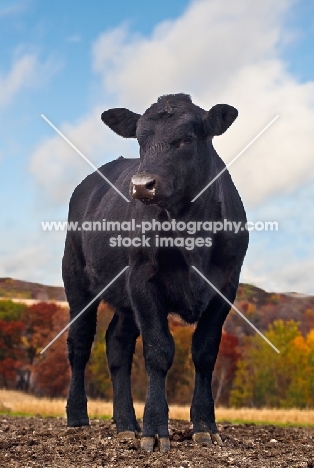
[63, 93, 248, 452]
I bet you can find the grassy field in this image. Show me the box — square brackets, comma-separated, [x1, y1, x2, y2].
[1, 389, 314, 426]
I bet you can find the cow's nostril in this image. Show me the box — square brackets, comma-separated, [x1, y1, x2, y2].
[145, 179, 156, 191]
[130, 174, 157, 201]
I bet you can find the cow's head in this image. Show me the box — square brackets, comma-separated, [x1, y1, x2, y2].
[101, 94, 237, 209]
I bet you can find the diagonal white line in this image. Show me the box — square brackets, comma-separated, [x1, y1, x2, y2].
[40, 266, 129, 354]
[192, 266, 280, 353]
[191, 115, 279, 202]
[41, 114, 130, 203]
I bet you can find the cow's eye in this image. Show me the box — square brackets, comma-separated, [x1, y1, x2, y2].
[181, 136, 193, 145]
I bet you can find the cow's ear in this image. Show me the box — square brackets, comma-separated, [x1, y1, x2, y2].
[101, 108, 141, 138]
[203, 104, 238, 136]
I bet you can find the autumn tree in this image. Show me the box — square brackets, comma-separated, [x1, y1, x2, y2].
[0, 319, 24, 388]
[300, 309, 314, 335]
[33, 306, 71, 397]
[0, 300, 27, 322]
[167, 322, 195, 404]
[212, 332, 240, 406]
[0, 300, 26, 388]
[85, 303, 114, 399]
[230, 320, 314, 408]
[282, 330, 314, 407]
[11, 302, 67, 392]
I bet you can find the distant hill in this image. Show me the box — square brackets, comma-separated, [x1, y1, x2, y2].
[0, 277, 66, 302]
[228, 283, 314, 338]
[1, 277, 314, 338]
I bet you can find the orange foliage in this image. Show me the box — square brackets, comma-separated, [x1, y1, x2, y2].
[0, 319, 24, 387]
[33, 307, 70, 397]
[213, 332, 240, 406]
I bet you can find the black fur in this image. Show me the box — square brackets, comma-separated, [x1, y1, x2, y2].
[63, 93, 248, 441]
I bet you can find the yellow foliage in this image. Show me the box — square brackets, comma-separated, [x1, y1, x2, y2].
[230, 321, 314, 408]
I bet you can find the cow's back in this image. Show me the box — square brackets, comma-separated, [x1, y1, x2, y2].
[68, 157, 139, 223]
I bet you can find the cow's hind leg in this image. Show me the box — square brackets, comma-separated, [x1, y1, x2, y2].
[66, 297, 99, 427]
[190, 274, 239, 445]
[106, 311, 140, 438]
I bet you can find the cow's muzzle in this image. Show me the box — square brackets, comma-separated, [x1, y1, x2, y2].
[130, 173, 157, 201]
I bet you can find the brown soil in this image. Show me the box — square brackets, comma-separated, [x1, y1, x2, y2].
[0, 417, 313, 467]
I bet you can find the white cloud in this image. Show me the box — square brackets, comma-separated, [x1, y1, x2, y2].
[241, 180, 314, 294]
[0, 223, 72, 286]
[31, 0, 314, 208]
[0, 245, 52, 283]
[91, 0, 314, 208]
[30, 107, 138, 204]
[92, 0, 288, 108]
[242, 251, 314, 295]
[0, 53, 58, 107]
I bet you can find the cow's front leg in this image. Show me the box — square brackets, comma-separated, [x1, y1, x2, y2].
[128, 266, 175, 452]
[190, 282, 238, 445]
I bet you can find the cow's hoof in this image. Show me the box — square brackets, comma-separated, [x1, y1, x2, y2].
[140, 436, 171, 452]
[211, 433, 223, 446]
[157, 436, 171, 452]
[140, 436, 155, 452]
[118, 431, 136, 440]
[67, 418, 89, 427]
[192, 432, 212, 444]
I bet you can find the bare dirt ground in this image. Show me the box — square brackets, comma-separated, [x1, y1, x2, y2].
[0, 417, 313, 468]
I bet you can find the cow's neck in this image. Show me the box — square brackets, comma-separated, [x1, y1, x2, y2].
[165, 193, 222, 225]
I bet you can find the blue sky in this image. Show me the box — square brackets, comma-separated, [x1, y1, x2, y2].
[1, 0, 314, 293]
